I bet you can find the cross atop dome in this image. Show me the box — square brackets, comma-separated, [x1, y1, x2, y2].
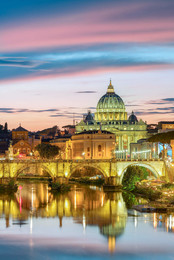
[107, 79, 115, 94]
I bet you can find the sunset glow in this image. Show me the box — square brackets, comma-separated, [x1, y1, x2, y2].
[0, 0, 174, 130]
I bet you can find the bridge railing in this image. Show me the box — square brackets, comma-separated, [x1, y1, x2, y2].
[0, 158, 164, 163]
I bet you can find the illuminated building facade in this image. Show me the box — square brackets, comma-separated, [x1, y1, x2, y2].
[12, 125, 41, 156]
[13, 139, 32, 156]
[130, 139, 159, 160]
[70, 130, 115, 160]
[12, 125, 32, 156]
[158, 121, 174, 133]
[76, 81, 147, 154]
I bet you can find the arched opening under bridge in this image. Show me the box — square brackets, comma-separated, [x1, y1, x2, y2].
[16, 164, 53, 179]
[70, 165, 105, 181]
[121, 164, 159, 184]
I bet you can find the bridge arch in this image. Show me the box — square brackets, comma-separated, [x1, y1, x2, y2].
[15, 163, 54, 179]
[120, 162, 159, 183]
[70, 163, 107, 178]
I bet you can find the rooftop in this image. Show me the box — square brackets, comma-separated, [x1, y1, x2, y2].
[13, 126, 28, 132]
[75, 130, 114, 135]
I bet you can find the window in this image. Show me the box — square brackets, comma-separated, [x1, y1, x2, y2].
[98, 145, 102, 152]
[87, 147, 90, 152]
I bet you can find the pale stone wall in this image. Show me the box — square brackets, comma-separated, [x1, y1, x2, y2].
[71, 132, 115, 160]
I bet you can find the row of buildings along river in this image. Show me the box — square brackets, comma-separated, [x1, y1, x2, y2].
[0, 80, 174, 160]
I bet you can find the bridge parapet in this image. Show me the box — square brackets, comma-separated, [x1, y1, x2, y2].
[0, 158, 168, 184]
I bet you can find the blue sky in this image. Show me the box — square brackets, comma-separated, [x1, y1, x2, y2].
[0, 0, 174, 130]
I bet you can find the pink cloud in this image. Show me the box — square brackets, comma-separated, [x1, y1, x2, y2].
[1, 64, 173, 85]
[1, 3, 174, 52]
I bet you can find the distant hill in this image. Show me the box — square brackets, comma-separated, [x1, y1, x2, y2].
[148, 131, 174, 144]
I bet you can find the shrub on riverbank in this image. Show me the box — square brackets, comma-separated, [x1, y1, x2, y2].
[49, 182, 70, 192]
[122, 191, 139, 209]
[161, 183, 174, 189]
[122, 166, 149, 191]
[122, 166, 163, 201]
[134, 183, 162, 201]
[0, 180, 18, 193]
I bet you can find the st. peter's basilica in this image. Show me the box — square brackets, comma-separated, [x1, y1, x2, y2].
[76, 80, 147, 153]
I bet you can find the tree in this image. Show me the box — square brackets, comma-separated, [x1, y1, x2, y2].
[4, 122, 8, 133]
[36, 143, 60, 159]
[0, 124, 3, 133]
[148, 131, 174, 144]
[122, 166, 148, 191]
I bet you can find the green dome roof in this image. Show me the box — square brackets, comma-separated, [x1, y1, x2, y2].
[96, 81, 125, 112]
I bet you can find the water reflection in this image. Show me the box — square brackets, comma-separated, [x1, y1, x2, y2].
[0, 182, 174, 254]
[0, 182, 127, 252]
[153, 212, 174, 233]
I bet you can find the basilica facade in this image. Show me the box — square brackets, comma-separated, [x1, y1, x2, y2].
[75, 81, 147, 155]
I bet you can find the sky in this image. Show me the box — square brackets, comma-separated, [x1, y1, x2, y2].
[0, 0, 174, 131]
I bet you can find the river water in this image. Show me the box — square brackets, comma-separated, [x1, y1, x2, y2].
[0, 182, 174, 260]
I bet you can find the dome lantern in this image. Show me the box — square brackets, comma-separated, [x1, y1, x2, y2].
[107, 79, 115, 94]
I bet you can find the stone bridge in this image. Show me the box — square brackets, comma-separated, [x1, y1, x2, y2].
[0, 159, 168, 185]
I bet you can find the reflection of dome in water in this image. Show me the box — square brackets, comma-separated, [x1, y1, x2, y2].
[100, 216, 127, 254]
[100, 221, 125, 238]
[95, 80, 127, 121]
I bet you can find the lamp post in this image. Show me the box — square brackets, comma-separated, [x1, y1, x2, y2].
[82, 152, 85, 160]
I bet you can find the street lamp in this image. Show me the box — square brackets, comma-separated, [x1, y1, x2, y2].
[82, 152, 85, 160]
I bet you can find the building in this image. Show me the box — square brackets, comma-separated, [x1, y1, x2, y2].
[12, 125, 42, 157]
[76, 81, 147, 154]
[158, 121, 174, 133]
[130, 139, 159, 160]
[13, 139, 32, 156]
[12, 125, 28, 140]
[70, 130, 115, 160]
[12, 125, 31, 156]
[62, 125, 76, 135]
[28, 134, 41, 150]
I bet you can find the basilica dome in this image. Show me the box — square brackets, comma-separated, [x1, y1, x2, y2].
[128, 111, 138, 124]
[84, 111, 94, 125]
[97, 81, 125, 111]
[95, 81, 127, 122]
